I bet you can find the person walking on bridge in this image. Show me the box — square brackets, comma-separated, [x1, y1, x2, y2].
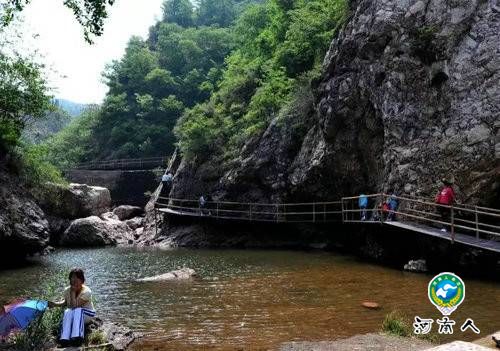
[358, 194, 368, 221]
[435, 177, 455, 232]
[199, 195, 206, 216]
[161, 171, 173, 197]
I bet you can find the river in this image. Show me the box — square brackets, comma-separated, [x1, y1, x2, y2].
[0, 248, 498, 350]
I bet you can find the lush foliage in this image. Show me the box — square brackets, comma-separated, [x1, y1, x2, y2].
[1, 0, 115, 43]
[42, 106, 101, 169]
[16, 142, 67, 185]
[0, 52, 51, 154]
[175, 0, 347, 160]
[44, 0, 346, 166]
[46, 0, 254, 164]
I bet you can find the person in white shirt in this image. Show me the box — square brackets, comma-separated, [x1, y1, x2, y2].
[48, 268, 95, 346]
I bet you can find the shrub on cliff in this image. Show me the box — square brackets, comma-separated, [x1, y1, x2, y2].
[174, 0, 348, 162]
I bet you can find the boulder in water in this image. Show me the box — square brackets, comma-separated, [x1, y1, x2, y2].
[125, 216, 144, 230]
[137, 268, 197, 282]
[362, 302, 380, 309]
[60, 216, 133, 247]
[101, 321, 142, 351]
[404, 259, 428, 273]
[36, 182, 111, 219]
[113, 205, 144, 221]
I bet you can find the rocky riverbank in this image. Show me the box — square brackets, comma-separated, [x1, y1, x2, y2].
[0, 164, 50, 264]
[0, 161, 148, 262]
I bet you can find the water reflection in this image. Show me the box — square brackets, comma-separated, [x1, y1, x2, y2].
[0, 248, 498, 350]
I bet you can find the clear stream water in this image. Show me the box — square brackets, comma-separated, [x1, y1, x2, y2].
[0, 247, 499, 350]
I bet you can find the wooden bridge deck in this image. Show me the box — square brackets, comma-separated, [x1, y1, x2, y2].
[385, 221, 500, 253]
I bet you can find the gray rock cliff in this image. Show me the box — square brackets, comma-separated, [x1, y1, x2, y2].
[171, 0, 499, 206]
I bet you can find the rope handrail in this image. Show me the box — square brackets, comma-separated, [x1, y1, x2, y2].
[341, 194, 500, 246]
[157, 196, 342, 207]
[74, 156, 171, 170]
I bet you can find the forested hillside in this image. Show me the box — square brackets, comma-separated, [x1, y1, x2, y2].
[44, 0, 347, 167]
[44, 0, 257, 164]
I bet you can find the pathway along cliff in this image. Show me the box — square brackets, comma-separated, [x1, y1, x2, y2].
[148, 0, 500, 272]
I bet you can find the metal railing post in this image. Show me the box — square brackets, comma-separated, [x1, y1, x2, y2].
[284, 204, 286, 222]
[451, 206, 455, 243]
[154, 207, 158, 237]
[276, 204, 279, 222]
[313, 203, 316, 223]
[341, 199, 345, 223]
[379, 194, 384, 224]
[323, 203, 326, 222]
[249, 204, 252, 221]
[216, 202, 219, 218]
[475, 205, 479, 239]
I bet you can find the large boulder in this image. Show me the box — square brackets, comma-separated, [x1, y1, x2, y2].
[101, 322, 142, 351]
[0, 169, 49, 261]
[137, 268, 197, 282]
[113, 205, 143, 221]
[60, 216, 133, 247]
[36, 183, 111, 220]
[125, 216, 143, 230]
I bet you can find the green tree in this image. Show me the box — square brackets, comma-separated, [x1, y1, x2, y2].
[196, 0, 236, 27]
[162, 0, 193, 27]
[1, 0, 115, 43]
[0, 52, 50, 154]
[175, 0, 347, 161]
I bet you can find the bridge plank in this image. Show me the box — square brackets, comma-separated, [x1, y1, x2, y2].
[385, 221, 500, 253]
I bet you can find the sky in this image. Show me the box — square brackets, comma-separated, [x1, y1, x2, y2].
[19, 0, 165, 104]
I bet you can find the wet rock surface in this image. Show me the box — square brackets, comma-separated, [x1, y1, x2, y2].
[60, 216, 133, 247]
[113, 205, 143, 221]
[404, 259, 428, 272]
[36, 183, 111, 220]
[0, 167, 50, 261]
[279, 333, 431, 351]
[137, 268, 197, 281]
[101, 322, 142, 351]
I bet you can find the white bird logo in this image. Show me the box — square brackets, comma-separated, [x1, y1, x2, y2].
[436, 284, 457, 299]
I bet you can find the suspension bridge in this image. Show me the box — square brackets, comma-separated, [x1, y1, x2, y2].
[154, 193, 500, 253]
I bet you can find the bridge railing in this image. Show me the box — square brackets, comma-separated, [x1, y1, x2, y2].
[342, 194, 500, 242]
[155, 196, 343, 223]
[74, 156, 170, 170]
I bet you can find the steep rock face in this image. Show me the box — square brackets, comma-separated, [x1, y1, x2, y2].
[36, 183, 111, 220]
[0, 167, 49, 260]
[172, 0, 499, 206]
[60, 216, 133, 247]
[306, 0, 499, 203]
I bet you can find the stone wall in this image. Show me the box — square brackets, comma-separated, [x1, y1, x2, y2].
[66, 169, 160, 207]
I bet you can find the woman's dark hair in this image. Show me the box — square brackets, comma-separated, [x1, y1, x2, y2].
[69, 268, 85, 283]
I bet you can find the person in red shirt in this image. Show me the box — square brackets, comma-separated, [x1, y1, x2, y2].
[435, 178, 456, 232]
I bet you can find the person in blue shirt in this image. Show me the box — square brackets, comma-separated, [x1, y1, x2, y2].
[387, 192, 398, 221]
[358, 194, 368, 221]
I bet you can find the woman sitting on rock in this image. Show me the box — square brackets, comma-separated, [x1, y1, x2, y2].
[48, 268, 96, 346]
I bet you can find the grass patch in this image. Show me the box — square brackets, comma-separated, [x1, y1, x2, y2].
[382, 310, 411, 337]
[382, 310, 439, 343]
[86, 329, 107, 345]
